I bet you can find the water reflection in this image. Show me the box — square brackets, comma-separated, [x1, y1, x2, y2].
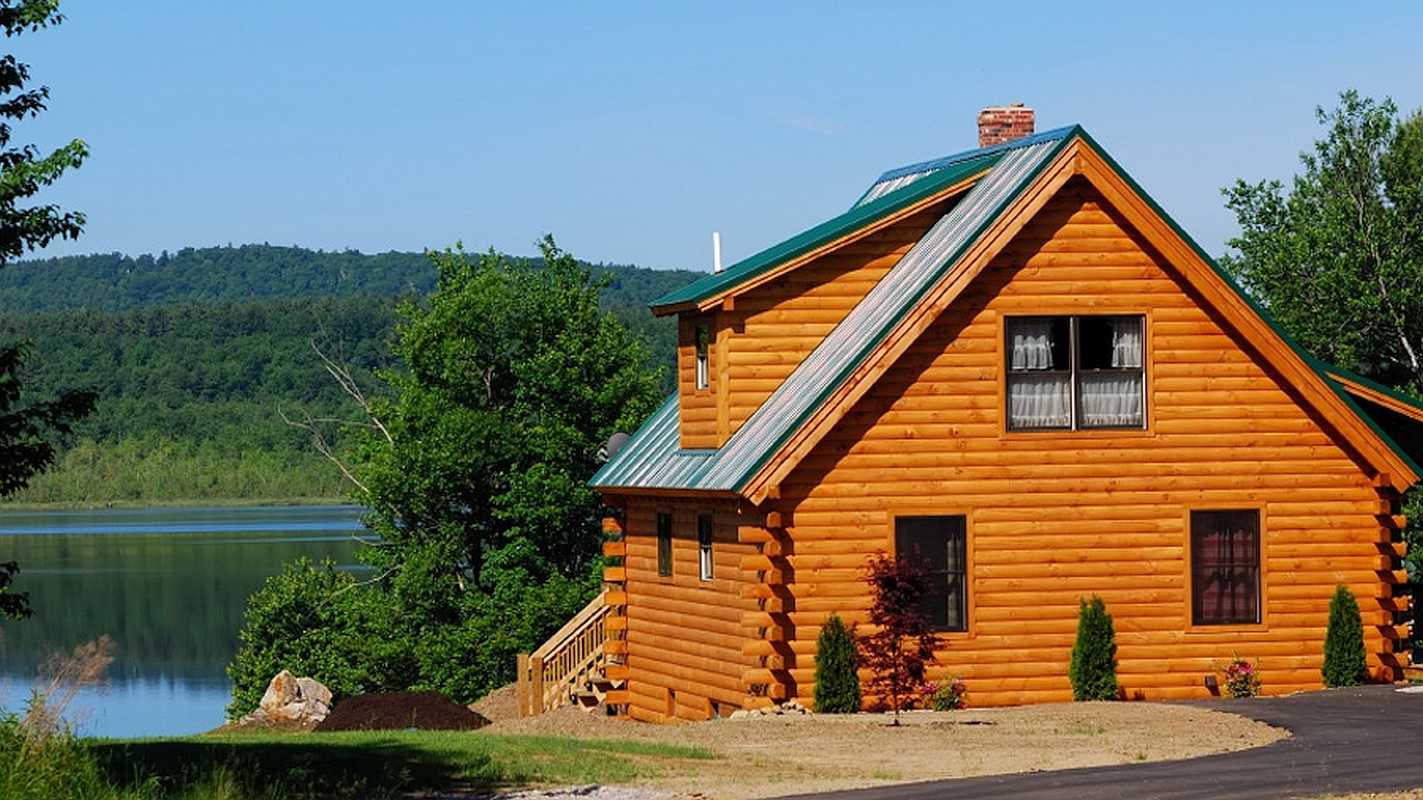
[0, 505, 365, 737]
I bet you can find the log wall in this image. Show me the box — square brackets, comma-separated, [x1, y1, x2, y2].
[621, 495, 758, 722]
[772, 178, 1407, 707]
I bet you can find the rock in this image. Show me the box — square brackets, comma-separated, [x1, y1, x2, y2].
[249, 670, 333, 727]
[296, 676, 333, 707]
[259, 669, 300, 711]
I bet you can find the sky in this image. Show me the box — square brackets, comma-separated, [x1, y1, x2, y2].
[15, 1, 1423, 273]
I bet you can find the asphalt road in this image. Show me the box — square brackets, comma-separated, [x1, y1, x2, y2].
[776, 685, 1423, 800]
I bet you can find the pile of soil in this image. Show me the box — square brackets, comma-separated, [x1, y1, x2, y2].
[470, 683, 519, 722]
[315, 691, 491, 732]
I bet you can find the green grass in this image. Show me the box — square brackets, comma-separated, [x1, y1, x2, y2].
[87, 731, 716, 799]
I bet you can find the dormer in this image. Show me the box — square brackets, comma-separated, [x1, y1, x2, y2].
[677, 310, 723, 449]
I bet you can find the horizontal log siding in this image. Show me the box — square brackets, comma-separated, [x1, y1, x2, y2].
[678, 314, 719, 448]
[721, 204, 951, 437]
[623, 495, 757, 722]
[779, 180, 1399, 707]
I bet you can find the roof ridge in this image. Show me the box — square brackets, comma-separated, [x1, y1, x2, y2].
[873, 125, 1080, 183]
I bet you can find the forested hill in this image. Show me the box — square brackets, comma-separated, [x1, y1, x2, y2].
[0, 244, 701, 314]
[0, 245, 701, 505]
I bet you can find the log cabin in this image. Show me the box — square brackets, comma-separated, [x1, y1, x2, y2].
[585, 105, 1423, 722]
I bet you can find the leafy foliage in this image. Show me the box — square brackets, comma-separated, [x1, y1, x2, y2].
[1068, 595, 1118, 701]
[858, 552, 937, 723]
[1322, 585, 1367, 688]
[226, 559, 413, 718]
[1222, 91, 1423, 391]
[0, 0, 93, 622]
[1221, 654, 1262, 698]
[927, 677, 967, 711]
[0, 560, 27, 620]
[229, 239, 664, 713]
[813, 613, 861, 713]
[0, 1, 86, 267]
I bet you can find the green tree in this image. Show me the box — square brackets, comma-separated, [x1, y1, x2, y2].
[1069, 595, 1118, 701]
[1222, 91, 1423, 391]
[1322, 585, 1367, 688]
[0, 0, 95, 619]
[1222, 90, 1423, 668]
[229, 237, 664, 712]
[813, 613, 861, 713]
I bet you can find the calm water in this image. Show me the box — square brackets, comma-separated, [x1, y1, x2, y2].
[0, 505, 366, 738]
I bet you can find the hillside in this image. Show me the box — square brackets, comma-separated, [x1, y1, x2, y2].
[0, 245, 699, 505]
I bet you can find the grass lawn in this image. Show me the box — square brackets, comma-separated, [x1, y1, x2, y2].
[89, 731, 713, 799]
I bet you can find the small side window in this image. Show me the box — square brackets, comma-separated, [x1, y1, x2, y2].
[697, 513, 714, 581]
[656, 512, 673, 577]
[695, 323, 710, 390]
[1190, 509, 1261, 626]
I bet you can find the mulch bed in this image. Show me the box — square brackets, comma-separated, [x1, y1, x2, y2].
[315, 691, 491, 732]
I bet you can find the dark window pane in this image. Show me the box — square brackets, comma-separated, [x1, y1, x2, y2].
[698, 513, 714, 581]
[894, 515, 967, 632]
[1190, 510, 1260, 625]
[656, 512, 672, 577]
[1006, 317, 1070, 372]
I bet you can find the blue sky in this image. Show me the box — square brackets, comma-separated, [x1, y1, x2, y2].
[16, 1, 1423, 272]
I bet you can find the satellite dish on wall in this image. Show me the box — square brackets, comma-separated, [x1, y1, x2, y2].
[600, 432, 631, 463]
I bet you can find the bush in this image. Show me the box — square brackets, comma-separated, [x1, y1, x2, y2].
[226, 558, 415, 718]
[813, 614, 861, 713]
[1221, 654, 1262, 698]
[1069, 595, 1118, 701]
[927, 677, 967, 710]
[1322, 584, 1367, 687]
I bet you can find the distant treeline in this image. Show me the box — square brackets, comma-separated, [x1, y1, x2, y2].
[0, 245, 698, 504]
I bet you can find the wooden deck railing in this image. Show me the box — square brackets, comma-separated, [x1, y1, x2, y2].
[516, 590, 609, 716]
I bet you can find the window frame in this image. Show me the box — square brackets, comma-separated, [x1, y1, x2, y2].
[1185, 507, 1266, 630]
[655, 511, 673, 578]
[694, 322, 711, 391]
[889, 512, 971, 635]
[697, 512, 715, 582]
[1002, 313, 1148, 433]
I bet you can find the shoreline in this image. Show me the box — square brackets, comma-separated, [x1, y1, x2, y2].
[0, 496, 352, 512]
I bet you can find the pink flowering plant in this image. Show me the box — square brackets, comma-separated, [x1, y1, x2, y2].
[1221, 654, 1262, 698]
[925, 676, 968, 710]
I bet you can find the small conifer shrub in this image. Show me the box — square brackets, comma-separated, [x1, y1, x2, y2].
[1069, 595, 1119, 701]
[1322, 584, 1367, 687]
[813, 613, 861, 713]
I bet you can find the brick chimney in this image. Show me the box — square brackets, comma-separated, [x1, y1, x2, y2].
[977, 103, 1035, 147]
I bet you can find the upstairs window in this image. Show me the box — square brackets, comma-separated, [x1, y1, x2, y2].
[656, 512, 672, 577]
[1190, 509, 1261, 626]
[695, 323, 711, 390]
[697, 513, 714, 581]
[1006, 315, 1144, 431]
[894, 515, 968, 632]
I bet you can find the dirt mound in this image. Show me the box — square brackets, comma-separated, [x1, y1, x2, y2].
[315, 691, 490, 732]
[470, 683, 519, 722]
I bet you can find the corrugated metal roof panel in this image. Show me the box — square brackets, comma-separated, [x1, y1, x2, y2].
[588, 394, 715, 491]
[649, 152, 1000, 311]
[853, 125, 1080, 209]
[691, 136, 1066, 491]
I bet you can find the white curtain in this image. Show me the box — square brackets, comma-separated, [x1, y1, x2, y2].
[1110, 318, 1143, 368]
[1079, 373, 1143, 426]
[1010, 320, 1055, 370]
[1008, 373, 1071, 428]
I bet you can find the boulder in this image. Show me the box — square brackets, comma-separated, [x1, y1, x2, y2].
[242, 670, 334, 728]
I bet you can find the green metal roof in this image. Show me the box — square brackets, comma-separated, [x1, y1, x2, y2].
[594, 125, 1423, 494]
[648, 151, 1002, 311]
[594, 130, 1071, 492]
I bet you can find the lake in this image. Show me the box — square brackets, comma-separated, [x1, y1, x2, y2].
[0, 505, 365, 738]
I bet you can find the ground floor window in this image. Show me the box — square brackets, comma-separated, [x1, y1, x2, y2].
[656, 512, 672, 576]
[1190, 509, 1261, 625]
[894, 515, 967, 631]
[697, 513, 714, 581]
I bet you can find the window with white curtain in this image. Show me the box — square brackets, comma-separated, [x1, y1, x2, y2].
[697, 513, 714, 581]
[694, 324, 710, 390]
[1006, 315, 1145, 430]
